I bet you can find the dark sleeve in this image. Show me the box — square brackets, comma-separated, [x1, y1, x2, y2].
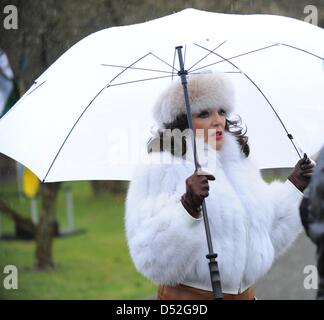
[299, 195, 310, 237]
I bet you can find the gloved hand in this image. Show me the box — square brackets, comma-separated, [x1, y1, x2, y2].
[288, 154, 316, 192]
[181, 170, 215, 218]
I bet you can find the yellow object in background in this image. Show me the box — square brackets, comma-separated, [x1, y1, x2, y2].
[22, 167, 40, 199]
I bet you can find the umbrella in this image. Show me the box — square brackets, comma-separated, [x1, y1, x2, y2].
[1, 9, 323, 182]
[1, 8, 324, 298]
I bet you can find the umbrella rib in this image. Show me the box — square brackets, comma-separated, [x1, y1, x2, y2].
[224, 71, 241, 74]
[277, 43, 324, 61]
[107, 75, 174, 87]
[0, 79, 47, 122]
[42, 86, 107, 183]
[189, 70, 241, 75]
[190, 44, 279, 73]
[42, 52, 154, 182]
[193, 42, 303, 158]
[149, 52, 179, 73]
[26, 80, 47, 96]
[172, 48, 177, 80]
[187, 40, 227, 72]
[100, 64, 174, 74]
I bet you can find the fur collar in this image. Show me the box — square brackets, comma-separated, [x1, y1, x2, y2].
[183, 131, 245, 172]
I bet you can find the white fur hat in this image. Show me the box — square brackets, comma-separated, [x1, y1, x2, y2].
[153, 71, 235, 129]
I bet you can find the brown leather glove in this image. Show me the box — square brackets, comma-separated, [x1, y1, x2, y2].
[181, 170, 215, 218]
[288, 154, 315, 192]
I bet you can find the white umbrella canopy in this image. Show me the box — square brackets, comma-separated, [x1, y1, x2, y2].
[0, 8, 324, 182]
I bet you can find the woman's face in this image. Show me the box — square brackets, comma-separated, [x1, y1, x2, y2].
[192, 108, 226, 150]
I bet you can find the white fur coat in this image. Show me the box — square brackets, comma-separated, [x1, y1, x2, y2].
[125, 131, 303, 294]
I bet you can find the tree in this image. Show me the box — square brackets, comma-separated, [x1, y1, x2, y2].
[0, 198, 36, 237]
[35, 183, 61, 269]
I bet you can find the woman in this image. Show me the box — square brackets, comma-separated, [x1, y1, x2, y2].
[125, 72, 315, 300]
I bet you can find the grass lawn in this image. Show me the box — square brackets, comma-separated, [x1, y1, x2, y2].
[0, 181, 156, 299]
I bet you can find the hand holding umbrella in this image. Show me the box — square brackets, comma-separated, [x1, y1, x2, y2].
[288, 153, 316, 192]
[181, 170, 216, 219]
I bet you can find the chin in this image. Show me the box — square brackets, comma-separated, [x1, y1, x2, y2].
[216, 142, 224, 150]
[207, 142, 217, 150]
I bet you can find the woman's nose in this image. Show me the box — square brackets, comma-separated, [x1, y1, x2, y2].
[211, 111, 223, 126]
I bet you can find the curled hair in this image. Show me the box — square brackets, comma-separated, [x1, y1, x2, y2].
[147, 113, 250, 158]
[225, 115, 250, 157]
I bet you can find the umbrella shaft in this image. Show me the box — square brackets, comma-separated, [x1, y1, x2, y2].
[176, 46, 223, 300]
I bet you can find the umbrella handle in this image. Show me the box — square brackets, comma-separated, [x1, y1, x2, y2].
[176, 46, 223, 300]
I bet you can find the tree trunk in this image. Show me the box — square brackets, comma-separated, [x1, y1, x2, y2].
[35, 182, 61, 270]
[0, 198, 36, 236]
